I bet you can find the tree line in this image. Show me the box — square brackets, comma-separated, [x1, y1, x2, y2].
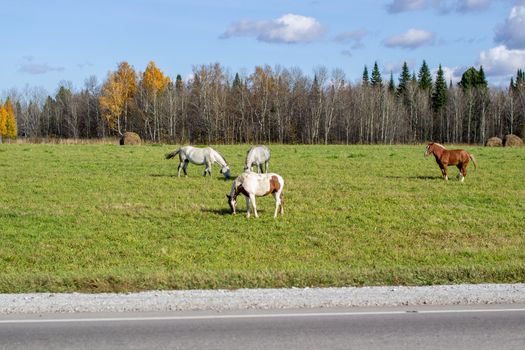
[0, 98, 17, 143]
[5, 61, 525, 145]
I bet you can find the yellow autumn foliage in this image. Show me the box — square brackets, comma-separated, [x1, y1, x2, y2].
[0, 106, 7, 137]
[100, 73, 125, 126]
[4, 98, 17, 138]
[99, 61, 137, 131]
[142, 61, 170, 96]
[116, 61, 137, 101]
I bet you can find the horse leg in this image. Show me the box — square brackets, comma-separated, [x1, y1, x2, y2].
[177, 162, 183, 177]
[207, 162, 213, 176]
[441, 165, 448, 180]
[460, 164, 467, 182]
[259, 163, 263, 174]
[273, 191, 283, 218]
[265, 161, 269, 174]
[250, 194, 258, 218]
[273, 193, 279, 218]
[182, 161, 189, 176]
[279, 192, 284, 215]
[245, 196, 251, 218]
[203, 162, 211, 176]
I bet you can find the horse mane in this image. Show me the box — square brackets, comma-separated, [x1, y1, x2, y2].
[244, 147, 252, 160]
[244, 146, 256, 163]
[433, 142, 446, 149]
[213, 149, 228, 165]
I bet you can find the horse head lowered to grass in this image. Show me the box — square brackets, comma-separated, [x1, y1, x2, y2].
[226, 171, 284, 218]
[424, 142, 477, 181]
[165, 146, 230, 178]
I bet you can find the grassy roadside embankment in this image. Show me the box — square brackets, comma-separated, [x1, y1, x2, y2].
[0, 143, 524, 292]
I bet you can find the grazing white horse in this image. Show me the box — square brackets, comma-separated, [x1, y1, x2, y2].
[227, 171, 284, 218]
[244, 145, 271, 173]
[165, 146, 231, 178]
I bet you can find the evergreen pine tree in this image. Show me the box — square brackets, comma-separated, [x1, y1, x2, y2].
[477, 66, 488, 88]
[432, 65, 448, 112]
[516, 69, 525, 88]
[458, 67, 477, 90]
[362, 65, 369, 86]
[388, 72, 396, 94]
[232, 72, 242, 89]
[312, 74, 320, 93]
[458, 67, 487, 90]
[397, 62, 411, 96]
[417, 60, 432, 91]
[370, 61, 383, 88]
[175, 74, 183, 91]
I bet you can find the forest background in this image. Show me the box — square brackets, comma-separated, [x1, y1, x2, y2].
[1, 60, 524, 145]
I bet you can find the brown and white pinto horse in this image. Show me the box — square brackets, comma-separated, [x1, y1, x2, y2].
[227, 171, 284, 218]
[424, 142, 477, 181]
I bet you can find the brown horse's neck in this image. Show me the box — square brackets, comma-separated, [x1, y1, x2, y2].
[432, 145, 445, 159]
[232, 183, 248, 199]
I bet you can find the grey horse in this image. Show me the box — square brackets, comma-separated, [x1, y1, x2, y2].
[165, 146, 231, 178]
[244, 145, 271, 173]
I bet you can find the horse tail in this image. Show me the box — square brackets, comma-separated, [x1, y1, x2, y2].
[165, 148, 181, 160]
[469, 153, 477, 170]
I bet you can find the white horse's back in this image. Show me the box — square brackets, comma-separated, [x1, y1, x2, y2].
[181, 146, 209, 165]
[227, 171, 284, 218]
[245, 146, 271, 173]
[166, 145, 230, 178]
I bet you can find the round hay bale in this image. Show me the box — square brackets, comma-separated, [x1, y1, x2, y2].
[503, 134, 524, 147]
[485, 136, 503, 147]
[120, 132, 141, 145]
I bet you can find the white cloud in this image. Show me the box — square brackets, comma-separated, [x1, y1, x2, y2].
[457, 0, 490, 13]
[435, 66, 462, 84]
[384, 29, 435, 49]
[383, 60, 415, 75]
[18, 56, 64, 75]
[478, 45, 525, 76]
[431, 0, 491, 14]
[221, 14, 325, 44]
[495, 4, 525, 49]
[386, 0, 491, 14]
[386, 0, 426, 13]
[334, 29, 367, 52]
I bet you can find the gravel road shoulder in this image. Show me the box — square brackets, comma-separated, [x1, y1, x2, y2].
[1, 283, 524, 314]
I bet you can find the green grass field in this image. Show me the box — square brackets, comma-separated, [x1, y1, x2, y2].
[0, 143, 524, 292]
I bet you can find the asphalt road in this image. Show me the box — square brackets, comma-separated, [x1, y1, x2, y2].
[1, 304, 524, 350]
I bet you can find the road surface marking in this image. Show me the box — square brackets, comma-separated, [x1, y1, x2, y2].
[1, 307, 525, 324]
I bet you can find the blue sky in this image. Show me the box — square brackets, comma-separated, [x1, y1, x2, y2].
[1, 0, 524, 94]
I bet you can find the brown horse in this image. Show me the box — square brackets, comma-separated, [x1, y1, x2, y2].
[424, 143, 477, 181]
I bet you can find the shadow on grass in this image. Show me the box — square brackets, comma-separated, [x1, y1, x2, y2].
[201, 208, 232, 216]
[201, 207, 268, 216]
[385, 175, 440, 180]
[149, 174, 230, 179]
[149, 173, 179, 178]
[217, 176, 235, 182]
